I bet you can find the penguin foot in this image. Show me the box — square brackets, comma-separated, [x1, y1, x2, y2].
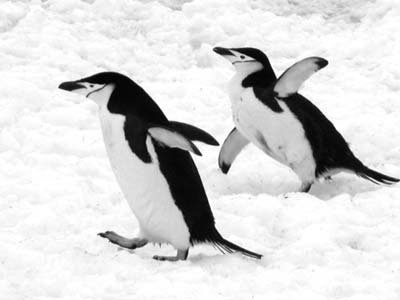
[299, 182, 312, 193]
[153, 249, 189, 262]
[98, 231, 148, 249]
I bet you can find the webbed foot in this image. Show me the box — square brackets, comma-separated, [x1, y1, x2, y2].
[153, 249, 189, 262]
[98, 231, 148, 249]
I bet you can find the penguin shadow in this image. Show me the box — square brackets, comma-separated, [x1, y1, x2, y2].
[188, 252, 265, 265]
[189, 253, 229, 263]
[209, 167, 299, 197]
[309, 175, 392, 200]
[112, 246, 263, 265]
[115, 247, 137, 254]
[210, 167, 391, 200]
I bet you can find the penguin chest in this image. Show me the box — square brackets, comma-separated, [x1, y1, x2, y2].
[230, 88, 316, 181]
[98, 108, 190, 249]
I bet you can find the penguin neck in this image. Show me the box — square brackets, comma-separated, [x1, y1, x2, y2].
[107, 84, 169, 125]
[241, 65, 277, 89]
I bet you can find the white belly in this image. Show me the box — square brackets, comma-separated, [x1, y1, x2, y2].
[230, 87, 316, 183]
[98, 107, 190, 249]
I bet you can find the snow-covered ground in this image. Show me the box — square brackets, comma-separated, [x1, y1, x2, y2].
[1, 0, 400, 299]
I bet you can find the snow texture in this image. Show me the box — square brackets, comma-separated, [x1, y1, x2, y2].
[1, 0, 400, 299]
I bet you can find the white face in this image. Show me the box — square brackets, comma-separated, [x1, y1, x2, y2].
[70, 82, 116, 107]
[223, 50, 263, 74]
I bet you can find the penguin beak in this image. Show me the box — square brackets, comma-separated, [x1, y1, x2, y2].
[213, 47, 234, 57]
[58, 81, 86, 92]
[58, 80, 90, 98]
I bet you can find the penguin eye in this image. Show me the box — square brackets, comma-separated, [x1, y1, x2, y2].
[240, 55, 245, 59]
[89, 84, 94, 88]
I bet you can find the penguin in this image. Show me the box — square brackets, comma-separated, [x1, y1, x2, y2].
[213, 47, 399, 192]
[58, 72, 262, 261]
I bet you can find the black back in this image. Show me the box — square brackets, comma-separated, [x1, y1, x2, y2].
[282, 94, 362, 177]
[85, 72, 218, 243]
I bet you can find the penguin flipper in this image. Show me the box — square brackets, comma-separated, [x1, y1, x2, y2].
[274, 57, 328, 98]
[148, 125, 202, 156]
[124, 115, 153, 163]
[169, 121, 219, 146]
[218, 128, 249, 174]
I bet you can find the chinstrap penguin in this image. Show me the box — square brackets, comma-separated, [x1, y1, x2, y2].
[59, 72, 262, 261]
[213, 47, 399, 192]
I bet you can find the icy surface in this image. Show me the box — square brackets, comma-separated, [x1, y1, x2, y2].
[1, 0, 400, 299]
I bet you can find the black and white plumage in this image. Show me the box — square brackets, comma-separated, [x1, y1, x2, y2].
[59, 72, 261, 261]
[214, 47, 399, 192]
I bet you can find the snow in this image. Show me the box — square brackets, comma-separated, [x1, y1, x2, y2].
[0, 0, 400, 299]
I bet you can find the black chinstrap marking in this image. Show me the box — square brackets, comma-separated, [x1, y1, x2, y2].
[232, 59, 257, 65]
[86, 83, 107, 98]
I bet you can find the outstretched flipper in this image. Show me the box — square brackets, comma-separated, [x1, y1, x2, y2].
[148, 125, 202, 156]
[218, 128, 249, 174]
[273, 57, 328, 98]
[170, 121, 219, 146]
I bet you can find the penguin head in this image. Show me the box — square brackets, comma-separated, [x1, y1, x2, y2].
[58, 72, 133, 106]
[59, 72, 168, 120]
[213, 47, 271, 74]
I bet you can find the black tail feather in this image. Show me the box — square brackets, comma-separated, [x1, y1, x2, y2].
[207, 230, 262, 259]
[215, 238, 262, 259]
[357, 166, 399, 185]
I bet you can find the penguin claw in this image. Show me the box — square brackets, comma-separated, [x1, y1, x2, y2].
[98, 231, 112, 237]
[283, 192, 298, 199]
[153, 249, 188, 261]
[98, 231, 122, 246]
[153, 255, 179, 262]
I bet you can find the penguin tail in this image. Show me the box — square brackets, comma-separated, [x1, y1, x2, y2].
[209, 230, 262, 259]
[356, 165, 400, 185]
